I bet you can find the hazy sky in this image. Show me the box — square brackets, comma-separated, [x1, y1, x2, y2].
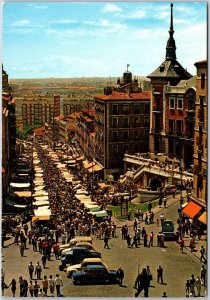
[2, 1, 207, 78]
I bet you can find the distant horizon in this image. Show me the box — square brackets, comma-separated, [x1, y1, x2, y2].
[3, 2, 206, 78]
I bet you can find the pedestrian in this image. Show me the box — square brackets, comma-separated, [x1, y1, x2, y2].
[61, 233, 66, 245]
[42, 275, 48, 296]
[179, 238, 184, 253]
[19, 242, 25, 256]
[104, 235, 110, 249]
[160, 214, 164, 225]
[22, 279, 28, 297]
[28, 280, 34, 297]
[117, 267, 124, 286]
[144, 213, 148, 225]
[54, 274, 63, 297]
[157, 218, 160, 227]
[200, 245, 205, 262]
[134, 267, 150, 297]
[48, 275, 55, 297]
[28, 261, 34, 280]
[162, 291, 167, 297]
[189, 237, 194, 252]
[127, 234, 131, 248]
[136, 228, 141, 245]
[200, 265, 206, 286]
[148, 232, 154, 247]
[189, 274, 195, 297]
[157, 266, 163, 284]
[146, 266, 152, 286]
[163, 198, 167, 208]
[195, 276, 202, 297]
[35, 262, 42, 280]
[19, 276, 24, 297]
[185, 279, 190, 297]
[148, 201, 152, 212]
[41, 254, 47, 269]
[131, 233, 138, 248]
[53, 242, 60, 260]
[143, 233, 148, 247]
[1, 279, 8, 296]
[33, 280, 40, 297]
[8, 279, 16, 297]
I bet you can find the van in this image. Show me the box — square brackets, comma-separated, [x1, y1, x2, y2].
[59, 236, 93, 253]
[161, 220, 178, 240]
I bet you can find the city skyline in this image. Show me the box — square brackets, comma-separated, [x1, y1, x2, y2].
[2, 1, 207, 79]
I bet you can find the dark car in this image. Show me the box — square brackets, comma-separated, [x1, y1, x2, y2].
[72, 264, 120, 285]
[59, 247, 101, 271]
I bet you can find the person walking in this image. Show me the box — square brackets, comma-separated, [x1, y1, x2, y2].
[195, 276, 202, 297]
[157, 266, 163, 284]
[148, 232, 154, 247]
[28, 261, 34, 280]
[200, 265, 206, 286]
[28, 280, 34, 297]
[185, 280, 190, 297]
[48, 275, 55, 297]
[104, 235, 110, 249]
[42, 275, 48, 296]
[35, 262, 42, 280]
[179, 238, 185, 253]
[117, 267, 124, 286]
[127, 234, 131, 248]
[33, 280, 40, 297]
[19, 242, 25, 256]
[189, 274, 195, 297]
[8, 279, 16, 297]
[200, 245, 205, 262]
[41, 254, 47, 269]
[134, 268, 150, 297]
[131, 233, 138, 248]
[54, 274, 63, 297]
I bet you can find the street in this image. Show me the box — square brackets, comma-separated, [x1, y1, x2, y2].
[2, 196, 206, 297]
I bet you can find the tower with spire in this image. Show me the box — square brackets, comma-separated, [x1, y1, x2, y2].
[147, 3, 193, 155]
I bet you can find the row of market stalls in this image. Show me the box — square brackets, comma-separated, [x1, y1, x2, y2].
[31, 144, 108, 223]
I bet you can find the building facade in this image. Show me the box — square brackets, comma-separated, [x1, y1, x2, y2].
[148, 4, 192, 157]
[94, 68, 150, 180]
[191, 60, 207, 207]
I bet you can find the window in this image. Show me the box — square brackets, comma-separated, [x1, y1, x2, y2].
[112, 117, 118, 128]
[177, 97, 183, 110]
[111, 145, 118, 155]
[144, 116, 149, 125]
[123, 104, 129, 114]
[123, 131, 129, 140]
[169, 119, 174, 134]
[134, 130, 138, 139]
[201, 73, 205, 89]
[123, 144, 128, 154]
[176, 120, 183, 135]
[133, 144, 138, 153]
[133, 104, 140, 114]
[112, 105, 118, 115]
[112, 131, 118, 141]
[123, 117, 129, 128]
[144, 104, 150, 114]
[134, 117, 139, 126]
[169, 98, 175, 109]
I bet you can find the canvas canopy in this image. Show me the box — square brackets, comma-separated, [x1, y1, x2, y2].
[10, 182, 30, 188]
[14, 191, 32, 197]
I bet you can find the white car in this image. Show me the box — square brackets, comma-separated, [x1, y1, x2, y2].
[66, 258, 107, 278]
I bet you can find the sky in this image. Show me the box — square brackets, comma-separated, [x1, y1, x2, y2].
[2, 1, 207, 78]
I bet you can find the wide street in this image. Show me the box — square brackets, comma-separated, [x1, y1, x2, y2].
[2, 195, 206, 297]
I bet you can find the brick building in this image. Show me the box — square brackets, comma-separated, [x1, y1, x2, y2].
[94, 67, 150, 180]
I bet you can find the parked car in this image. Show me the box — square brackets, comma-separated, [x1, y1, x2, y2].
[66, 258, 107, 278]
[59, 247, 101, 271]
[72, 264, 120, 285]
[62, 242, 97, 256]
[59, 236, 93, 254]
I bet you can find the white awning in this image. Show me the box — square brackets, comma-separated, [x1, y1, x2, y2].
[34, 200, 49, 207]
[34, 196, 49, 201]
[34, 185, 45, 191]
[14, 191, 32, 197]
[10, 182, 30, 188]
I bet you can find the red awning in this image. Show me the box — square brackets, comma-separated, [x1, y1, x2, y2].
[182, 201, 202, 219]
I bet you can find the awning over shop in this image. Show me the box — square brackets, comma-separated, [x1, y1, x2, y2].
[88, 164, 103, 173]
[10, 182, 30, 188]
[34, 186, 45, 191]
[32, 215, 50, 223]
[76, 155, 85, 162]
[84, 162, 96, 170]
[198, 211, 206, 225]
[14, 204, 28, 208]
[14, 191, 32, 197]
[182, 201, 202, 219]
[34, 196, 49, 201]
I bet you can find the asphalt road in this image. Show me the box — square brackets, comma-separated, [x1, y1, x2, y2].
[2, 199, 206, 297]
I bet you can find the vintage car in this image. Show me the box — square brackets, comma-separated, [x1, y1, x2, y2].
[62, 242, 97, 256]
[66, 257, 107, 278]
[59, 236, 93, 254]
[59, 247, 101, 271]
[72, 264, 120, 285]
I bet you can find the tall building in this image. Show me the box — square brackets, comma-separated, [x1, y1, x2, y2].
[147, 3, 192, 155]
[192, 60, 207, 207]
[2, 65, 16, 205]
[94, 67, 150, 180]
